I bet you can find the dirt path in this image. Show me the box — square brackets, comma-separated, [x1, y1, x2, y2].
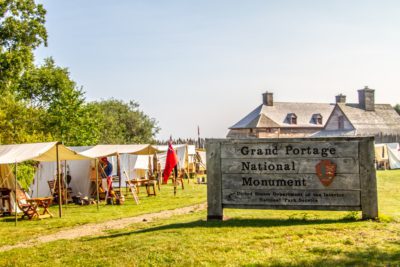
[0, 203, 206, 253]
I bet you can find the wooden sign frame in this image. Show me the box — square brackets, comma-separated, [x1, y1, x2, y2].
[206, 137, 378, 220]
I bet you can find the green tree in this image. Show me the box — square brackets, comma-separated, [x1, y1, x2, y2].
[16, 58, 102, 145]
[0, 0, 47, 91]
[0, 91, 51, 144]
[88, 99, 159, 144]
[394, 104, 400, 116]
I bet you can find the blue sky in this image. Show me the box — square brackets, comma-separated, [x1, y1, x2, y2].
[36, 0, 400, 139]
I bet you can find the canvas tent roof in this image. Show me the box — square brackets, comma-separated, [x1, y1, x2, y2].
[0, 142, 90, 164]
[78, 144, 159, 158]
[154, 144, 187, 152]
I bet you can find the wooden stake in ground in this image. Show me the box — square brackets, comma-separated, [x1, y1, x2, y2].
[173, 166, 178, 196]
[123, 170, 139, 204]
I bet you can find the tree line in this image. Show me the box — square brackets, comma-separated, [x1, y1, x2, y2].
[0, 0, 159, 146]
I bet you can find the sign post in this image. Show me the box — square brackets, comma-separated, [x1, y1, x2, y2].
[206, 137, 378, 220]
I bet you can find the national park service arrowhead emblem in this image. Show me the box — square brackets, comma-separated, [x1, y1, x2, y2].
[316, 160, 336, 187]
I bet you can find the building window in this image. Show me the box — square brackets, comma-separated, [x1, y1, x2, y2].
[338, 116, 344, 130]
[287, 113, 297, 124]
[312, 113, 323, 125]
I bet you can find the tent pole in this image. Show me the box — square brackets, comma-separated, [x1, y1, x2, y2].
[36, 164, 39, 198]
[96, 159, 99, 211]
[14, 161, 17, 226]
[64, 160, 67, 209]
[117, 153, 121, 194]
[186, 145, 190, 184]
[56, 143, 62, 218]
[36, 163, 41, 198]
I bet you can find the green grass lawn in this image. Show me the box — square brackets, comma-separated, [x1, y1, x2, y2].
[0, 180, 206, 247]
[0, 171, 399, 266]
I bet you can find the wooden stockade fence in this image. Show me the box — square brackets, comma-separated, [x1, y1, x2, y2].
[206, 137, 378, 220]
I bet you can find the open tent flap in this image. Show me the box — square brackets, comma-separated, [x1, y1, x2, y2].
[197, 150, 207, 168]
[157, 152, 167, 171]
[187, 145, 196, 163]
[0, 164, 25, 213]
[187, 145, 196, 155]
[374, 144, 388, 162]
[387, 143, 400, 169]
[176, 146, 186, 168]
[120, 154, 151, 184]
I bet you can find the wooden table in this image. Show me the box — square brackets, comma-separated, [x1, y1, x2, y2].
[126, 179, 156, 196]
[27, 197, 54, 217]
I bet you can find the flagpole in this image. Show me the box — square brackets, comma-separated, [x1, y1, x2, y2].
[197, 125, 200, 149]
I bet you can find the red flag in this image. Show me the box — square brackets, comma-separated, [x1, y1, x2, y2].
[163, 141, 178, 183]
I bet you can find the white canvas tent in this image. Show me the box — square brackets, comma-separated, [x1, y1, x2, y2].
[0, 164, 23, 214]
[30, 160, 93, 199]
[0, 142, 91, 220]
[197, 150, 207, 170]
[120, 154, 151, 183]
[155, 144, 188, 170]
[30, 146, 93, 199]
[387, 143, 400, 169]
[374, 143, 400, 170]
[0, 142, 89, 164]
[31, 144, 159, 199]
[78, 144, 159, 186]
[79, 144, 159, 158]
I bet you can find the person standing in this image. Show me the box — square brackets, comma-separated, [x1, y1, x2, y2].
[99, 157, 113, 193]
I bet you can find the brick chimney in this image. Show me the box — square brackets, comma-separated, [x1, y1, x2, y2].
[335, 94, 346, 103]
[262, 91, 273, 106]
[358, 86, 375, 111]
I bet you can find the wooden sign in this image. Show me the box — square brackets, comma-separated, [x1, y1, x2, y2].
[206, 137, 378, 220]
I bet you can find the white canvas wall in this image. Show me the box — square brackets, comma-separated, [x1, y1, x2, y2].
[387, 143, 400, 169]
[30, 160, 92, 198]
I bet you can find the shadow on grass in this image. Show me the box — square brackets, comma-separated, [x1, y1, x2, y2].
[284, 241, 400, 266]
[88, 217, 359, 241]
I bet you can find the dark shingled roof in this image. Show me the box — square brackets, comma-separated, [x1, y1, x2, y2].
[230, 102, 335, 129]
[337, 103, 400, 135]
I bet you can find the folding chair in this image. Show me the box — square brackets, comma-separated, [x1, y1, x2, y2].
[16, 191, 39, 220]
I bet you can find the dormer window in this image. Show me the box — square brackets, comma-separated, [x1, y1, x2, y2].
[287, 113, 297, 125]
[312, 113, 323, 125]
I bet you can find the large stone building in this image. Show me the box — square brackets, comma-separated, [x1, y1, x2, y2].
[227, 87, 400, 143]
